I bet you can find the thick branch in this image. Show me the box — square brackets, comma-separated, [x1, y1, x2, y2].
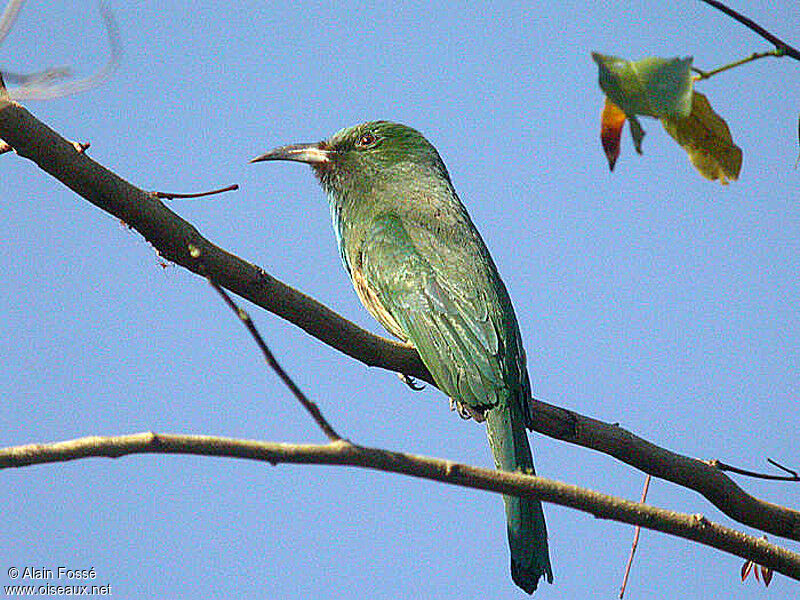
[0, 96, 426, 380]
[1, 432, 799, 580]
[1, 97, 798, 544]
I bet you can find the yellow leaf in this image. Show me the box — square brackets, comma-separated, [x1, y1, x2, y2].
[662, 92, 742, 184]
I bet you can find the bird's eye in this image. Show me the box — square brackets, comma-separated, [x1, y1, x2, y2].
[357, 132, 377, 147]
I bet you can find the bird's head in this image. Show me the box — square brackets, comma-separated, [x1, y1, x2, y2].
[251, 121, 452, 198]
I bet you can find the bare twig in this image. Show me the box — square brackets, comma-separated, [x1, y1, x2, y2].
[692, 49, 783, 80]
[1, 97, 799, 544]
[8, 2, 121, 101]
[698, 0, 800, 61]
[1, 432, 799, 580]
[189, 244, 342, 442]
[710, 458, 800, 482]
[154, 184, 239, 200]
[770, 458, 800, 478]
[619, 474, 651, 598]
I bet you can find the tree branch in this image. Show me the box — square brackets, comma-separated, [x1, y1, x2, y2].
[194, 245, 343, 442]
[1, 97, 798, 544]
[1, 432, 799, 580]
[153, 183, 239, 200]
[710, 458, 800, 482]
[619, 475, 651, 598]
[698, 0, 800, 61]
[692, 48, 784, 81]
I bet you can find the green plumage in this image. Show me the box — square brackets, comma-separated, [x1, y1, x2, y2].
[253, 121, 553, 593]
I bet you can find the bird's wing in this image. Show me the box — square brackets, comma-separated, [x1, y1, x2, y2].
[360, 212, 524, 411]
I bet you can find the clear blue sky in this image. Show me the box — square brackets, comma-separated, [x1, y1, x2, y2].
[2, 1, 799, 597]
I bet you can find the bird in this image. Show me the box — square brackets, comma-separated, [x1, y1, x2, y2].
[251, 121, 552, 593]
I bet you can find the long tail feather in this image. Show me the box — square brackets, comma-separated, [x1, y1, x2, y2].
[486, 400, 553, 594]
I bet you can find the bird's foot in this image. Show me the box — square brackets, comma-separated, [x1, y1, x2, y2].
[398, 373, 425, 391]
[449, 398, 486, 422]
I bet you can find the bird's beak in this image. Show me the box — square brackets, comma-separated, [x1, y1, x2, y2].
[250, 142, 331, 165]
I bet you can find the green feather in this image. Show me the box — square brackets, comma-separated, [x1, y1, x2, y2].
[361, 212, 553, 592]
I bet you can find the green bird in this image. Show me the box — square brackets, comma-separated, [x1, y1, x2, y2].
[252, 121, 553, 593]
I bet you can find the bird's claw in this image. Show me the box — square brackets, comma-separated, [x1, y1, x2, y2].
[398, 373, 425, 391]
[450, 398, 473, 420]
[449, 398, 486, 422]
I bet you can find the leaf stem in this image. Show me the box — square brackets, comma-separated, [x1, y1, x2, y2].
[692, 48, 783, 81]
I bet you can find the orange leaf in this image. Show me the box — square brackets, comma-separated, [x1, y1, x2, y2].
[761, 566, 773, 587]
[601, 96, 627, 170]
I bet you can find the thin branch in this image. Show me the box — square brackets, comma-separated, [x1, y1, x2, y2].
[1, 97, 799, 544]
[710, 458, 800, 482]
[698, 0, 800, 61]
[619, 474, 651, 598]
[769, 458, 800, 478]
[153, 184, 239, 200]
[1, 432, 799, 580]
[191, 244, 342, 442]
[8, 2, 121, 101]
[692, 49, 783, 81]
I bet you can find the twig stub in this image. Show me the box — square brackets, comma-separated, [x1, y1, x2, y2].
[154, 184, 239, 200]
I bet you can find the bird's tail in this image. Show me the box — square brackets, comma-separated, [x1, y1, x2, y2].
[485, 400, 553, 594]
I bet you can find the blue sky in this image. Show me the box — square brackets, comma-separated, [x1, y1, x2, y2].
[2, 0, 799, 597]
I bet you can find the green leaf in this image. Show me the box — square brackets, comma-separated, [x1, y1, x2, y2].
[592, 53, 694, 120]
[629, 115, 645, 155]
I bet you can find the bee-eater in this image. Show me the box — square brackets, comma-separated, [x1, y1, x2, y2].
[252, 121, 552, 593]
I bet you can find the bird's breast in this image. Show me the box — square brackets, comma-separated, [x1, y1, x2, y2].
[350, 266, 407, 341]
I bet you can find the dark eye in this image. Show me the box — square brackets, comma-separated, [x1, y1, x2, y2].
[357, 132, 377, 147]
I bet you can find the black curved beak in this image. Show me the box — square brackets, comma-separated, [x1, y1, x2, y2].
[250, 142, 331, 165]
